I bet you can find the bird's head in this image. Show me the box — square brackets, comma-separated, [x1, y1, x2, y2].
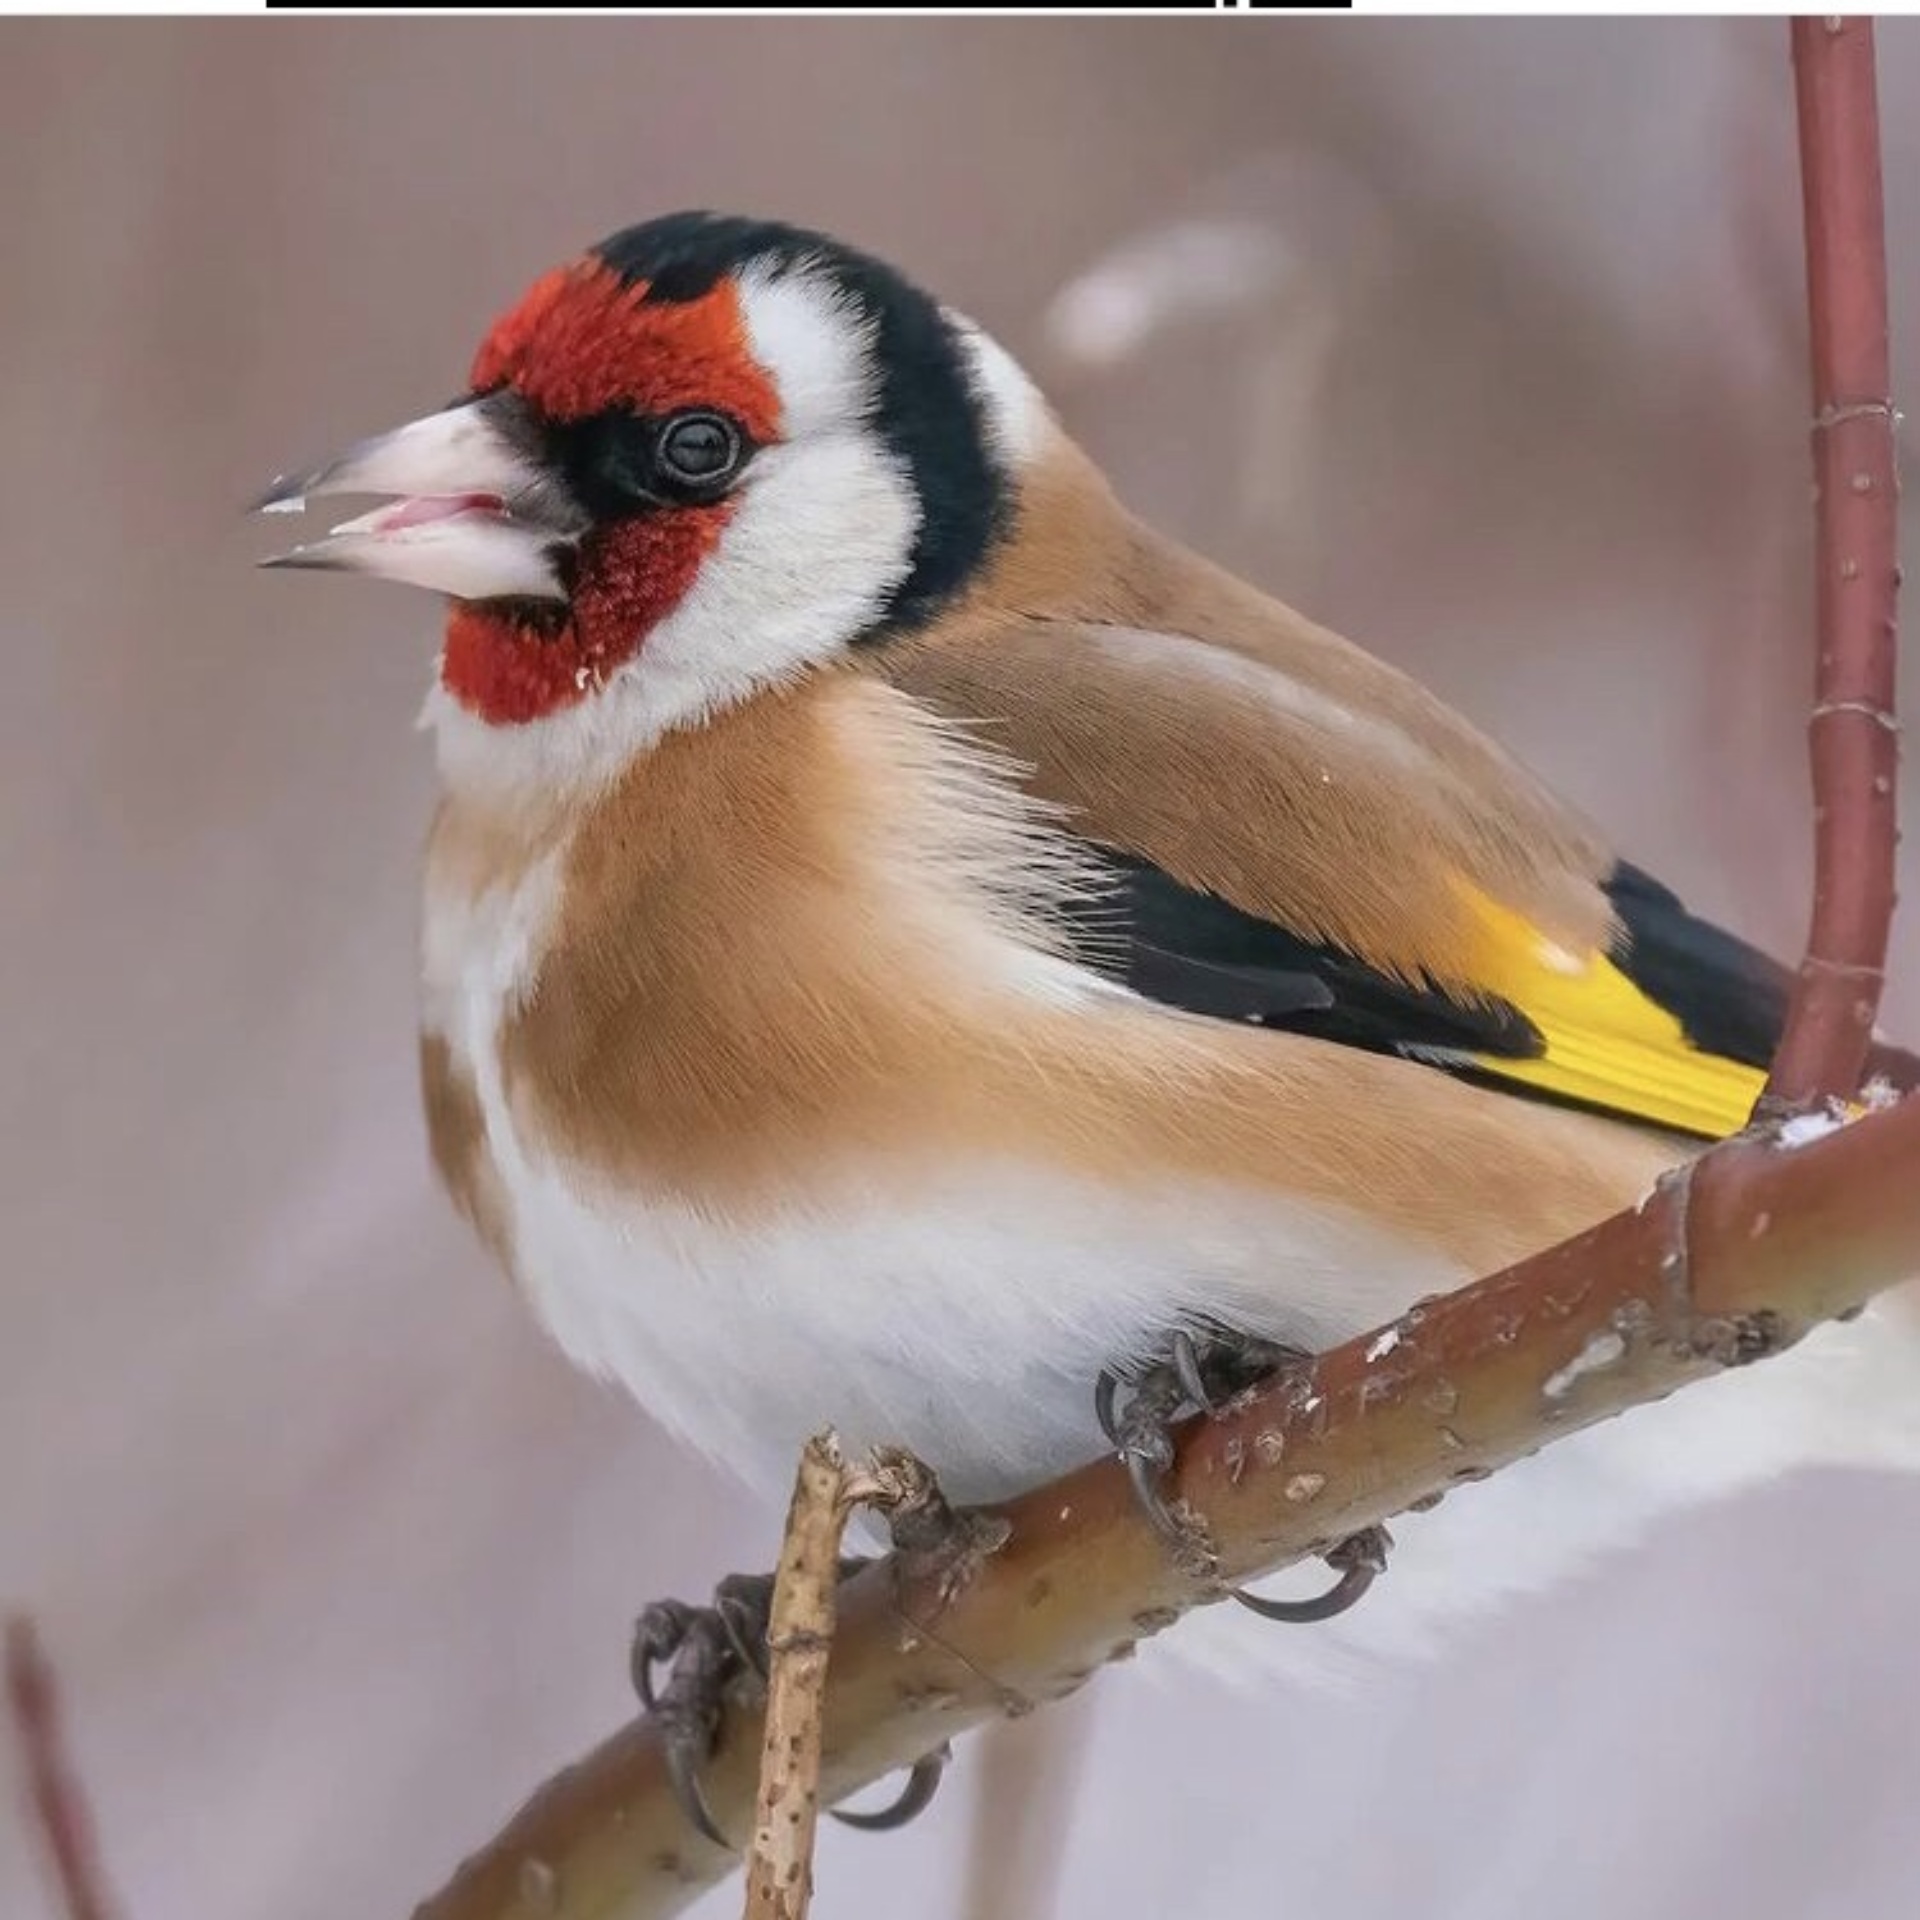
[258, 213, 1045, 778]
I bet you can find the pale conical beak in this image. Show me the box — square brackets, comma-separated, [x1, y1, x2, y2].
[254, 392, 581, 603]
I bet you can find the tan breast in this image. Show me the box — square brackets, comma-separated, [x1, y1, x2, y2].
[480, 668, 1672, 1282]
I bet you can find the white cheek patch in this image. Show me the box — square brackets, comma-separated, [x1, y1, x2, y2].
[610, 261, 922, 735]
[736, 259, 882, 436]
[636, 432, 921, 730]
[945, 307, 1048, 469]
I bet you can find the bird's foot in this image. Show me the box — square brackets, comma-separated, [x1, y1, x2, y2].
[1096, 1325, 1391, 1621]
[631, 1561, 949, 1848]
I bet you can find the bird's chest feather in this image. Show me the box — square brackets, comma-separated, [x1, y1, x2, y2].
[420, 843, 1425, 1503]
[413, 717, 1467, 1505]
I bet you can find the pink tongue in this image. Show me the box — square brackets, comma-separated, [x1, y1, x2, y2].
[374, 492, 503, 534]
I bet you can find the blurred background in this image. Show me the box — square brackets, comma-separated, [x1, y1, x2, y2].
[5, 17, 1920, 1920]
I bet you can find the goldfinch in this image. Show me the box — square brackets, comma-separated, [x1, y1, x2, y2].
[260, 212, 1920, 1687]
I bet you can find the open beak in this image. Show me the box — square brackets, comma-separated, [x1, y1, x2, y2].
[254, 392, 580, 603]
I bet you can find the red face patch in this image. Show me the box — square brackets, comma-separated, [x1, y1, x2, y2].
[442, 505, 733, 727]
[444, 260, 782, 728]
[469, 259, 781, 436]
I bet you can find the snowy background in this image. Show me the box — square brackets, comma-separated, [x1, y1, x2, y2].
[5, 18, 1920, 1920]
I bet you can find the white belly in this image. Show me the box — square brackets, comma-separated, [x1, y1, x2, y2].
[493, 1125, 1463, 1506]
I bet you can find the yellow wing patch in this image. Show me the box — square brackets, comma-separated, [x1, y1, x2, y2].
[1459, 891, 1764, 1141]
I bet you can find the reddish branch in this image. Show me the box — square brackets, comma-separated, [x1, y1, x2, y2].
[5, 1617, 119, 1920]
[1766, 17, 1902, 1111]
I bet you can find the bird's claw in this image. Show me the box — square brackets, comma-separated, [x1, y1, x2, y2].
[632, 1563, 949, 1847]
[832, 1743, 952, 1830]
[1098, 1327, 1391, 1621]
[631, 1601, 736, 1847]
[1170, 1327, 1220, 1414]
[711, 1571, 779, 1683]
[1108, 1377, 1189, 1551]
[630, 1596, 703, 1712]
[1233, 1522, 1392, 1622]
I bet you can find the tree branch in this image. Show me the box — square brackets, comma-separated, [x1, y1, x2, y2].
[6, 1616, 120, 1920]
[411, 1094, 1920, 1920]
[1766, 17, 1901, 1111]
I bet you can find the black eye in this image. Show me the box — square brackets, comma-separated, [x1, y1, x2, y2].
[657, 412, 743, 490]
[543, 406, 750, 519]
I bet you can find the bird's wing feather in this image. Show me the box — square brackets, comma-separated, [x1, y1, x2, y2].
[873, 616, 1789, 1140]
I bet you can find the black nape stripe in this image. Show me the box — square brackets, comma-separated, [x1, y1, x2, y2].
[1603, 861, 1790, 1069]
[590, 211, 1011, 640]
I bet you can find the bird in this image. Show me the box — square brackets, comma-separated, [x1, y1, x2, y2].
[258, 209, 1920, 1731]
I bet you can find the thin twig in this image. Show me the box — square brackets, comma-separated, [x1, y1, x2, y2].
[740, 1436, 844, 1920]
[735, 1437, 843, 1920]
[741, 1439, 943, 1920]
[5, 1616, 119, 1920]
[1765, 16, 1901, 1111]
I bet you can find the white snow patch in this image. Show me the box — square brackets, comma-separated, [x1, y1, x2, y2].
[1776, 1106, 1849, 1150]
[1542, 1330, 1628, 1402]
[1365, 1326, 1402, 1363]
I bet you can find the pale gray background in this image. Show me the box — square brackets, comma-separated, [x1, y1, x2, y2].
[4, 19, 1919, 1920]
